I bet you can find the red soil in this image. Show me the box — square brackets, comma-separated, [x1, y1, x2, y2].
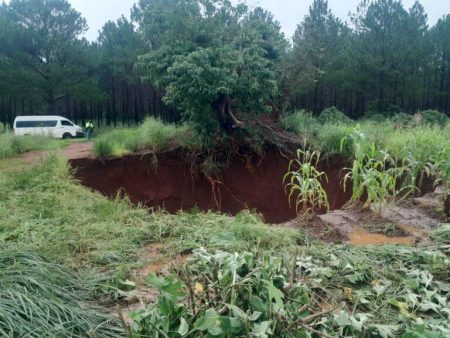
[70, 150, 352, 224]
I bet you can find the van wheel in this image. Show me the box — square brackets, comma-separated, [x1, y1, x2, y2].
[62, 133, 73, 140]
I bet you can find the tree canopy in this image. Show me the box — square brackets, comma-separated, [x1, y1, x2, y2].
[134, 0, 285, 134]
[1, 0, 450, 133]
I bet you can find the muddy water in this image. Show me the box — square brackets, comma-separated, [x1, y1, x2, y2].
[348, 227, 414, 246]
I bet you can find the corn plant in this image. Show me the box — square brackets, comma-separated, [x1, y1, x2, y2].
[283, 148, 329, 215]
[426, 147, 450, 191]
[341, 129, 415, 207]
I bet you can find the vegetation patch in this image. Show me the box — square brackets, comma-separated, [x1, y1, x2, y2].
[0, 250, 122, 338]
[0, 133, 69, 159]
[93, 117, 201, 158]
[131, 244, 449, 337]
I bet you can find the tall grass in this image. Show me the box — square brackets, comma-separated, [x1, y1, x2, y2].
[0, 132, 65, 159]
[283, 110, 450, 164]
[93, 117, 202, 158]
[0, 250, 122, 338]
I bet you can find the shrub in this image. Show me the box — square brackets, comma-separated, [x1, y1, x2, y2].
[418, 110, 449, 127]
[390, 113, 415, 128]
[362, 111, 387, 122]
[318, 106, 352, 125]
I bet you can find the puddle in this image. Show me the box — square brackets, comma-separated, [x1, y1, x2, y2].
[133, 243, 191, 283]
[348, 227, 414, 246]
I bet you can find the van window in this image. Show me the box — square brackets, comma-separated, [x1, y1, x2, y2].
[16, 120, 58, 128]
[61, 120, 74, 126]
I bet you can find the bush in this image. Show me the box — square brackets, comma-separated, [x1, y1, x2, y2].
[362, 111, 387, 122]
[418, 110, 449, 127]
[317, 106, 352, 125]
[390, 113, 415, 128]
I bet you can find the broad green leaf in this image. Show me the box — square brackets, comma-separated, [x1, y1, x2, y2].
[195, 308, 221, 332]
[251, 295, 268, 314]
[251, 320, 272, 337]
[178, 317, 189, 336]
[371, 324, 400, 338]
[264, 281, 285, 309]
[390, 299, 411, 318]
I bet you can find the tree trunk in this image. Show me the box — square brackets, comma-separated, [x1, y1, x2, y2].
[212, 94, 242, 133]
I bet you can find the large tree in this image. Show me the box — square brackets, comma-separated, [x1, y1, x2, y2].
[134, 0, 285, 135]
[0, 0, 91, 113]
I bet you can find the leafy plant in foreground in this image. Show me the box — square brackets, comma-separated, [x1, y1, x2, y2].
[284, 148, 329, 215]
[130, 247, 450, 337]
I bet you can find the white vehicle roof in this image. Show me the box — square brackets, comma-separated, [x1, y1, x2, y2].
[14, 116, 69, 121]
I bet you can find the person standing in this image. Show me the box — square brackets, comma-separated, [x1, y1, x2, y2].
[85, 121, 94, 141]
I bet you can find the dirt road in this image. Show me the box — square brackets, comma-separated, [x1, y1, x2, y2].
[21, 142, 94, 164]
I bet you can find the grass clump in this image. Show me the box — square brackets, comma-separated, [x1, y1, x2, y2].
[0, 132, 65, 159]
[93, 117, 201, 158]
[0, 250, 122, 338]
[282, 111, 353, 157]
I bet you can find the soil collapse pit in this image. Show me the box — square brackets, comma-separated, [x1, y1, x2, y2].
[70, 150, 352, 224]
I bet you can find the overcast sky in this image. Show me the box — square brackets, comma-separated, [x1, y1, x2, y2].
[8, 0, 450, 40]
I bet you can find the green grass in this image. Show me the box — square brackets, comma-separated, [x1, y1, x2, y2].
[0, 153, 448, 337]
[0, 155, 301, 272]
[283, 110, 450, 165]
[0, 132, 72, 159]
[93, 117, 203, 158]
[0, 251, 123, 338]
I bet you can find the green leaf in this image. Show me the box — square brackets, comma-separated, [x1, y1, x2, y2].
[145, 273, 185, 299]
[251, 320, 272, 337]
[389, 299, 411, 317]
[251, 295, 268, 314]
[194, 308, 221, 332]
[178, 317, 189, 336]
[145, 273, 167, 289]
[334, 311, 352, 327]
[264, 281, 284, 309]
[371, 324, 400, 338]
[220, 316, 244, 334]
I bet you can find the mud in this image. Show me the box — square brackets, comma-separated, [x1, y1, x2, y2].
[348, 228, 415, 246]
[70, 150, 352, 224]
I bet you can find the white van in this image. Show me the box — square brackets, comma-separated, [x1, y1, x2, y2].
[13, 116, 84, 139]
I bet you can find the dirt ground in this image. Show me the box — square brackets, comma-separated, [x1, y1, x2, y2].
[21, 141, 94, 163]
